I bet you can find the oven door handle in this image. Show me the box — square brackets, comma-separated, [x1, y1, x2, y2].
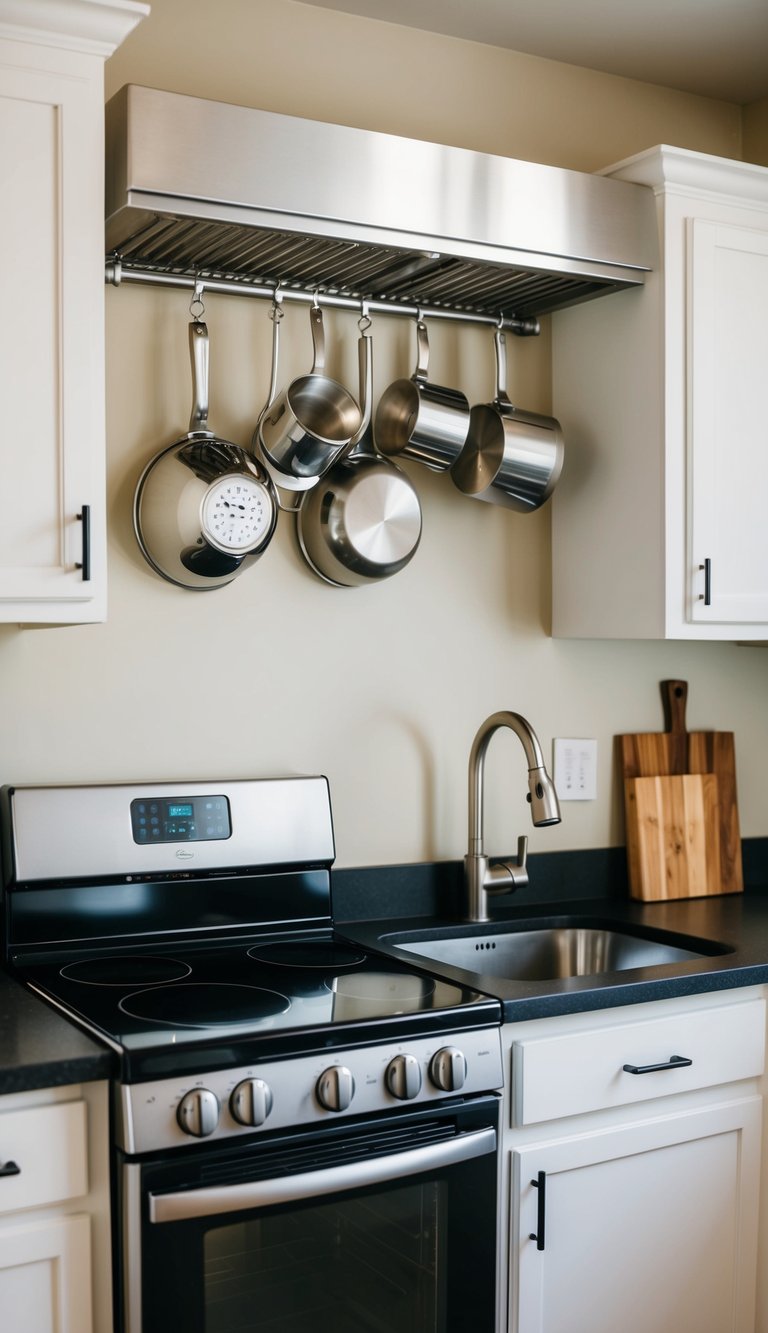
[148, 1125, 496, 1224]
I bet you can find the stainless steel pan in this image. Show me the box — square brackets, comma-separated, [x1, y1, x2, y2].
[451, 327, 564, 511]
[374, 318, 470, 471]
[255, 300, 367, 491]
[296, 328, 422, 588]
[134, 320, 278, 591]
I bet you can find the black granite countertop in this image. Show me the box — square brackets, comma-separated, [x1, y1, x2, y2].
[345, 891, 768, 1022]
[2, 842, 768, 1092]
[336, 842, 768, 1022]
[0, 970, 112, 1095]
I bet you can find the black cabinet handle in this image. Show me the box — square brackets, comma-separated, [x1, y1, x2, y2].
[622, 1054, 692, 1076]
[529, 1170, 546, 1251]
[76, 506, 91, 582]
[0, 1160, 20, 1178]
[699, 558, 711, 606]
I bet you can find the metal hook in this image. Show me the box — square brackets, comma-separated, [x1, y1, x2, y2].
[189, 279, 206, 322]
[496, 313, 505, 330]
[358, 298, 372, 334]
[312, 288, 322, 310]
[269, 282, 284, 323]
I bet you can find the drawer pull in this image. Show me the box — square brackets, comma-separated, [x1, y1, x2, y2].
[622, 1055, 693, 1076]
[0, 1160, 20, 1178]
[528, 1170, 546, 1251]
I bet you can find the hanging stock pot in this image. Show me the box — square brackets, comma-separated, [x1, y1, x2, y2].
[296, 318, 423, 587]
[450, 325, 564, 512]
[134, 317, 278, 591]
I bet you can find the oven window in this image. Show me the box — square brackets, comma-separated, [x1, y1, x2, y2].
[203, 1182, 447, 1333]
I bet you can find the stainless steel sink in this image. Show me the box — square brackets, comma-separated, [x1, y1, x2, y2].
[389, 925, 716, 982]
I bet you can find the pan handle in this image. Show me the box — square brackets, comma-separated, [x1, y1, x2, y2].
[346, 329, 373, 453]
[493, 327, 513, 407]
[309, 302, 326, 375]
[188, 321, 210, 433]
[413, 318, 430, 382]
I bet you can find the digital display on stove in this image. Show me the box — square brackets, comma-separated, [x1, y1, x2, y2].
[130, 796, 231, 845]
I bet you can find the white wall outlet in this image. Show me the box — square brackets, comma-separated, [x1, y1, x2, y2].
[553, 738, 598, 801]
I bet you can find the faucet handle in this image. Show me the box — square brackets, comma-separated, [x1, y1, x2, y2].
[486, 836, 530, 895]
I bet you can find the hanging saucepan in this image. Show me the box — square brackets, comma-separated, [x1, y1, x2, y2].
[450, 325, 564, 511]
[296, 321, 422, 588]
[255, 297, 367, 491]
[374, 317, 470, 470]
[134, 318, 278, 591]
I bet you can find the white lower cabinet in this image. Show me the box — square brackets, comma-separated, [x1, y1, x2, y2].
[512, 1099, 760, 1333]
[0, 1213, 92, 1333]
[503, 991, 766, 1333]
[0, 1082, 112, 1333]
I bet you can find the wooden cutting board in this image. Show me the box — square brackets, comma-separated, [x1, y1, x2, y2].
[625, 773, 721, 901]
[618, 680, 743, 898]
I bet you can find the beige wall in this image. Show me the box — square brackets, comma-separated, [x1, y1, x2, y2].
[1, 0, 765, 873]
[744, 97, 768, 166]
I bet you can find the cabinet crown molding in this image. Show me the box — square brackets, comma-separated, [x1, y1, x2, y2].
[599, 143, 768, 210]
[0, 0, 148, 57]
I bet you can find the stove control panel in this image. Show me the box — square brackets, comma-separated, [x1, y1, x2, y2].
[130, 794, 231, 845]
[118, 1028, 504, 1154]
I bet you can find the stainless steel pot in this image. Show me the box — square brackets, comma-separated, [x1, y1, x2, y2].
[450, 327, 564, 511]
[134, 320, 278, 591]
[255, 300, 367, 491]
[296, 329, 422, 588]
[374, 318, 470, 471]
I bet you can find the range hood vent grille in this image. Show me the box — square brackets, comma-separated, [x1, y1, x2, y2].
[106, 87, 658, 323]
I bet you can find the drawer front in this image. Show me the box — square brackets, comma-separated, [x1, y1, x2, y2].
[0, 1101, 88, 1214]
[513, 998, 766, 1126]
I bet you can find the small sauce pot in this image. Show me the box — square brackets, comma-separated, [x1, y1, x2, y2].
[256, 301, 367, 490]
[451, 327, 564, 511]
[374, 318, 470, 471]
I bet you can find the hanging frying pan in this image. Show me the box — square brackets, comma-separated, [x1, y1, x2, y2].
[134, 318, 278, 591]
[296, 324, 422, 588]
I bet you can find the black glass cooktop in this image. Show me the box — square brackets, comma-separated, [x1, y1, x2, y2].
[15, 933, 499, 1081]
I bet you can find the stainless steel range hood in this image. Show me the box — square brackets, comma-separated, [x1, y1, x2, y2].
[105, 85, 657, 323]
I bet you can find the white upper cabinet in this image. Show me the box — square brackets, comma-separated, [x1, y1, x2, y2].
[552, 146, 768, 639]
[0, 0, 147, 623]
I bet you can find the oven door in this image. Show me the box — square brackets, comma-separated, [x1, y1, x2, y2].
[120, 1095, 499, 1333]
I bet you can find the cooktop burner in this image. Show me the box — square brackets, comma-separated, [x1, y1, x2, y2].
[246, 941, 366, 969]
[119, 982, 291, 1027]
[3, 777, 501, 1082]
[60, 956, 192, 986]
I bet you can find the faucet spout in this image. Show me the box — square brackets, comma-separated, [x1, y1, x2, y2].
[464, 711, 561, 923]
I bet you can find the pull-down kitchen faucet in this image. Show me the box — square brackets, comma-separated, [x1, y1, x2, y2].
[465, 711, 561, 923]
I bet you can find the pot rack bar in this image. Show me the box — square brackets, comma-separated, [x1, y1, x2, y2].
[104, 259, 541, 336]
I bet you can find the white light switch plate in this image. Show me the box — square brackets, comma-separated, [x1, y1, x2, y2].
[553, 738, 598, 801]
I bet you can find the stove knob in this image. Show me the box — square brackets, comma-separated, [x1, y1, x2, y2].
[386, 1053, 422, 1100]
[429, 1047, 468, 1093]
[317, 1065, 355, 1112]
[177, 1089, 220, 1138]
[230, 1078, 273, 1127]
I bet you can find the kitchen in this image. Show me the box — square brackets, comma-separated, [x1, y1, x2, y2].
[1, 0, 768, 1330]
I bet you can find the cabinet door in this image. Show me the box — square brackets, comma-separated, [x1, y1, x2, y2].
[0, 42, 106, 621]
[0, 1213, 92, 1333]
[509, 1097, 761, 1333]
[688, 219, 768, 624]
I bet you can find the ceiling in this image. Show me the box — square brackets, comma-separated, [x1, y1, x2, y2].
[295, 0, 768, 104]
